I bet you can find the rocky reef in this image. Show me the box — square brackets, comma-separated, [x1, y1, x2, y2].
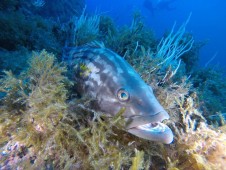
[0, 1, 226, 169]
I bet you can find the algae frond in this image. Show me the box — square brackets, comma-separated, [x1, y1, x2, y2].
[0, 6, 226, 170]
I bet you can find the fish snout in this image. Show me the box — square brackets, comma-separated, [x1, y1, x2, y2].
[125, 110, 173, 144]
[125, 110, 169, 129]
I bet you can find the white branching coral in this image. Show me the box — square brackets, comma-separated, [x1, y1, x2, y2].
[155, 13, 194, 69]
[73, 7, 100, 45]
[151, 14, 194, 83]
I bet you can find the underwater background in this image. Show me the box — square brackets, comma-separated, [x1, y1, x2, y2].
[0, 0, 226, 169]
[86, 0, 226, 68]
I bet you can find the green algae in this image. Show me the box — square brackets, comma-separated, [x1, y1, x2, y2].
[0, 5, 226, 170]
[0, 48, 226, 170]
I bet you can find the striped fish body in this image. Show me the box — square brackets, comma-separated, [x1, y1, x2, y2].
[63, 42, 173, 144]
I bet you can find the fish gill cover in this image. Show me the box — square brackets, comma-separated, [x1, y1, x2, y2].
[0, 0, 226, 169]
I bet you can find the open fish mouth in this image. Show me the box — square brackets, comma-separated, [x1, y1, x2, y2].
[137, 122, 168, 132]
[128, 121, 173, 144]
[126, 112, 174, 144]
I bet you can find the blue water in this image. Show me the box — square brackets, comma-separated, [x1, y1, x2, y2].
[86, 0, 226, 69]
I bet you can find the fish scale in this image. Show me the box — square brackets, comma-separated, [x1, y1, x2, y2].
[63, 42, 173, 144]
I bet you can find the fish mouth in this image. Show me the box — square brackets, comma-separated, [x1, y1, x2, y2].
[126, 111, 174, 144]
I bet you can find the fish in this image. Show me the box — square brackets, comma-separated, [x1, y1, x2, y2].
[63, 42, 173, 144]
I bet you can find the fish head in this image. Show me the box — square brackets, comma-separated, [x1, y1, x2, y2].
[93, 70, 173, 144]
[124, 84, 173, 144]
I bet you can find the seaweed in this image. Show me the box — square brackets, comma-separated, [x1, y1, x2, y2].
[0, 6, 226, 170]
[181, 40, 207, 73]
[192, 68, 226, 119]
[0, 48, 30, 76]
[0, 50, 69, 168]
[0, 11, 63, 53]
[72, 8, 101, 46]
[104, 12, 156, 57]
[0, 0, 20, 11]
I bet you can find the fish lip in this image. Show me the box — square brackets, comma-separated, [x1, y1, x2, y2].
[125, 111, 173, 144]
[125, 110, 170, 129]
[128, 123, 174, 144]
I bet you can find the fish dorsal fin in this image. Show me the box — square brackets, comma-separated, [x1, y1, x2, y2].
[85, 41, 105, 49]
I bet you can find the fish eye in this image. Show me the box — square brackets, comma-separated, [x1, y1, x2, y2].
[117, 89, 130, 101]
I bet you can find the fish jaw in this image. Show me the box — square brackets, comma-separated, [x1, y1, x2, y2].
[128, 122, 173, 144]
[125, 111, 174, 144]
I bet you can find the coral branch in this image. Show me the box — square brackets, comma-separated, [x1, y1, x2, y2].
[154, 13, 194, 71]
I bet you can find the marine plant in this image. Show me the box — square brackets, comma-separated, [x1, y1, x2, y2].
[31, 0, 85, 22]
[72, 7, 101, 46]
[104, 12, 156, 56]
[0, 50, 69, 168]
[123, 15, 194, 87]
[167, 95, 226, 170]
[0, 48, 30, 76]
[180, 40, 207, 73]
[192, 67, 226, 120]
[0, 1, 78, 76]
[0, 5, 226, 170]
[154, 15, 193, 71]
[72, 11, 156, 56]
[0, 11, 63, 53]
[0, 0, 20, 11]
